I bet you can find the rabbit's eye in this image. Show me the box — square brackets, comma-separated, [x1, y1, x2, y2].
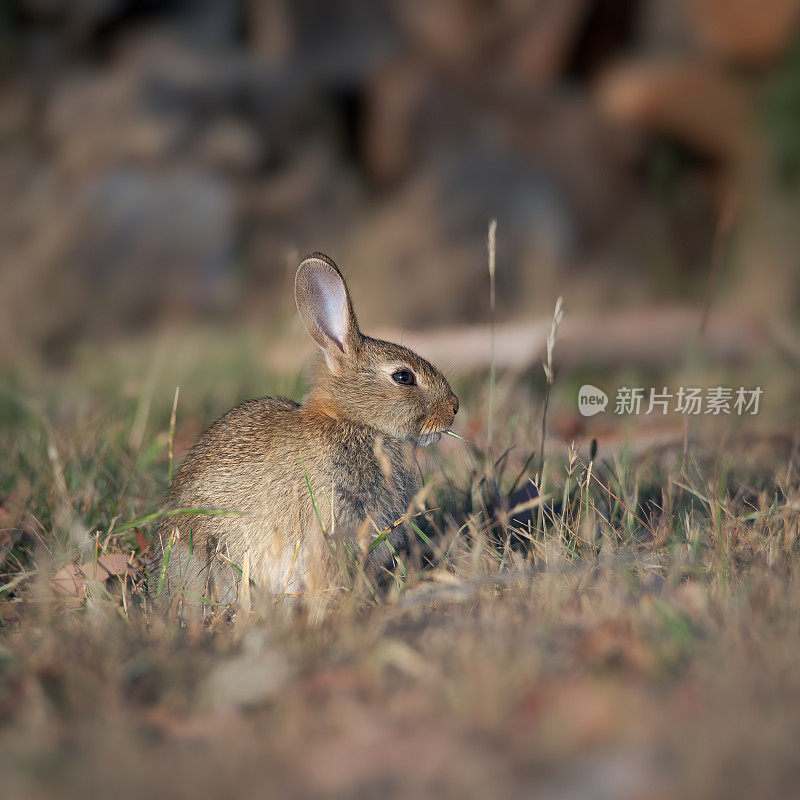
[392, 370, 416, 386]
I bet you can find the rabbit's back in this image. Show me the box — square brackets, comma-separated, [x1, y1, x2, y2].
[150, 396, 416, 610]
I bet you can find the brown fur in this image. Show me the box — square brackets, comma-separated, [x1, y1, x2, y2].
[150, 253, 458, 617]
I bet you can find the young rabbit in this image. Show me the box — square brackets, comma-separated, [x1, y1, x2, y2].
[150, 253, 458, 615]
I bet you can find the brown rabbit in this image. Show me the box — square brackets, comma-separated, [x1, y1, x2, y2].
[150, 253, 458, 616]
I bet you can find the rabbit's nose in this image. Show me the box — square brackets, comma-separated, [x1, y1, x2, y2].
[449, 394, 459, 416]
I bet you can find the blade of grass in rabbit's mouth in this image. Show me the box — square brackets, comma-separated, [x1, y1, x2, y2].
[444, 430, 475, 444]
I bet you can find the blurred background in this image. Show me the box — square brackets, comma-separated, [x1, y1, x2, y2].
[1, 0, 799, 369]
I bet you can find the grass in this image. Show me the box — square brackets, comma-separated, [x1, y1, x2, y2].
[487, 218, 497, 449]
[0, 330, 799, 798]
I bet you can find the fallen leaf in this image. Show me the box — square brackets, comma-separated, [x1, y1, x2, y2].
[134, 527, 150, 554]
[52, 564, 86, 599]
[92, 553, 130, 578]
[51, 553, 131, 599]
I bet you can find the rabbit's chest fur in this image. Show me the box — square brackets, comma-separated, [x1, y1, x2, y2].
[155, 397, 417, 600]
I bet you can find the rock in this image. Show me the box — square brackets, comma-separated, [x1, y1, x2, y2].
[194, 117, 264, 175]
[69, 168, 235, 316]
[0, 165, 236, 359]
[45, 63, 176, 181]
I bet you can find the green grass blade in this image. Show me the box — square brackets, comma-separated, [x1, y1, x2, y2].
[167, 386, 180, 484]
[300, 452, 327, 535]
[368, 528, 390, 553]
[178, 590, 230, 607]
[156, 532, 174, 598]
[408, 519, 432, 546]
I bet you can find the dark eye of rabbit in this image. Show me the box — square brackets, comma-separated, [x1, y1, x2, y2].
[392, 370, 416, 386]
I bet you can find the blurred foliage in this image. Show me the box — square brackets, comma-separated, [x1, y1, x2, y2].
[765, 38, 800, 188]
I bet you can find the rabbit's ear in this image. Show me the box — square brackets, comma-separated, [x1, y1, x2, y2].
[295, 254, 361, 360]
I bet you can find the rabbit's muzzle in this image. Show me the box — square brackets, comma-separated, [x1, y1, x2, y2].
[440, 391, 459, 424]
[420, 391, 459, 443]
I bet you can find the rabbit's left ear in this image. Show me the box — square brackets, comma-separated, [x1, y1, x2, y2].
[295, 254, 361, 361]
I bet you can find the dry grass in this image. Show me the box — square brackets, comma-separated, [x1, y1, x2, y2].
[1, 333, 800, 799]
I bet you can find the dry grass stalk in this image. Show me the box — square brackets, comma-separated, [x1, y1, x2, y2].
[487, 218, 497, 449]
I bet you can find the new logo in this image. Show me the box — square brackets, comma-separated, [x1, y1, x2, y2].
[578, 385, 608, 416]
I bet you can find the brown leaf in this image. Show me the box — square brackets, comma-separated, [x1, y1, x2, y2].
[93, 553, 130, 577]
[134, 527, 150, 554]
[52, 564, 86, 599]
[51, 553, 131, 599]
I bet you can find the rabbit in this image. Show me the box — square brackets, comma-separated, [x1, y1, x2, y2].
[150, 252, 459, 617]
